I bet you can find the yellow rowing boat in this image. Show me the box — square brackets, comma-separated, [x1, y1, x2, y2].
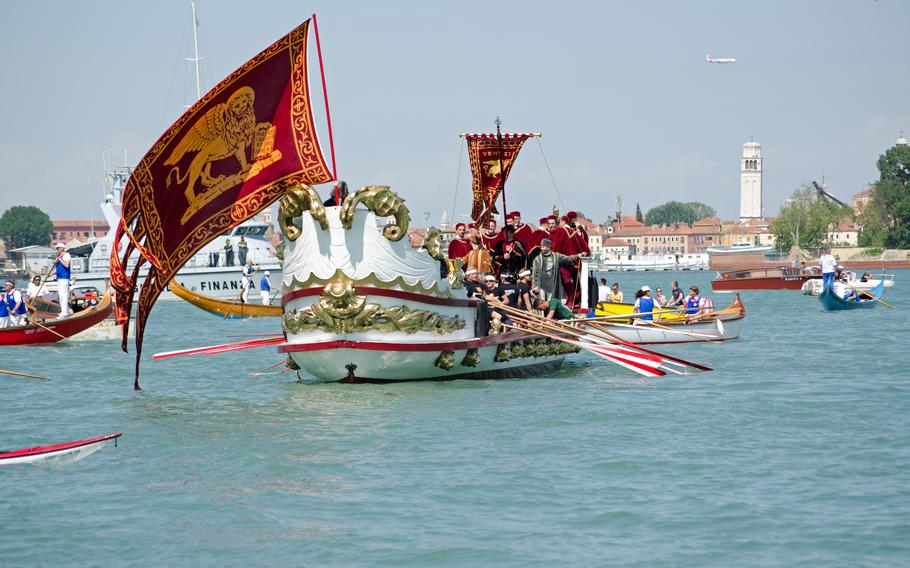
[594, 295, 744, 323]
[170, 280, 282, 319]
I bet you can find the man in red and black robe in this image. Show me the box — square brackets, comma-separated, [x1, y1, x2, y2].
[447, 222, 471, 260]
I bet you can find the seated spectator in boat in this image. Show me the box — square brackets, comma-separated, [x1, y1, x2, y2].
[26, 276, 48, 302]
[860, 270, 873, 282]
[632, 286, 658, 325]
[535, 297, 574, 321]
[667, 280, 684, 308]
[607, 282, 623, 303]
[684, 285, 714, 322]
[597, 278, 609, 303]
[835, 265, 846, 282]
[654, 287, 667, 307]
[83, 289, 99, 308]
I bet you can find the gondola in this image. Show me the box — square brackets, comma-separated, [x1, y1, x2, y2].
[0, 287, 114, 345]
[819, 281, 884, 311]
[170, 280, 281, 319]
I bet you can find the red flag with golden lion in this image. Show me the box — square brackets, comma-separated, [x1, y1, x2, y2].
[111, 19, 333, 388]
[466, 133, 531, 224]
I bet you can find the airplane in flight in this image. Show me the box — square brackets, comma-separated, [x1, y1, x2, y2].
[705, 53, 736, 64]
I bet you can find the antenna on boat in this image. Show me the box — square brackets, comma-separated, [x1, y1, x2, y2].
[188, 2, 203, 102]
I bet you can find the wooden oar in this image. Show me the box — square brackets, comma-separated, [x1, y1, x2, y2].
[31, 319, 68, 341]
[593, 319, 718, 339]
[585, 322, 712, 372]
[249, 360, 290, 376]
[493, 302, 682, 376]
[495, 300, 712, 373]
[845, 282, 894, 309]
[0, 368, 51, 381]
[502, 323, 666, 377]
[152, 335, 284, 359]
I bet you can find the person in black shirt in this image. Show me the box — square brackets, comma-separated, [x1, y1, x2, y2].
[667, 280, 684, 308]
[494, 272, 523, 309]
[464, 268, 483, 299]
[323, 181, 350, 207]
[517, 269, 533, 311]
[492, 226, 527, 276]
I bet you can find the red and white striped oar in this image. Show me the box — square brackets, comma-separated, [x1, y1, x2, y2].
[153, 335, 284, 360]
[502, 324, 666, 377]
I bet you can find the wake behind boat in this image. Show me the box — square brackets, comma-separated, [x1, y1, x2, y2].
[0, 433, 121, 466]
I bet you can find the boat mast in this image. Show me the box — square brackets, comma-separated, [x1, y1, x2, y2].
[495, 116, 508, 222]
[189, 2, 202, 102]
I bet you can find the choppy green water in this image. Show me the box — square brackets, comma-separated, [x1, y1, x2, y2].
[2, 270, 909, 567]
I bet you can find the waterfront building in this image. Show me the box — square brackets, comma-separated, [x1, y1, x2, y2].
[51, 220, 110, 245]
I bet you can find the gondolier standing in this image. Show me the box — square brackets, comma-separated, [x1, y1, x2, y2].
[53, 243, 73, 319]
[819, 248, 837, 291]
[260, 271, 271, 305]
[240, 260, 256, 303]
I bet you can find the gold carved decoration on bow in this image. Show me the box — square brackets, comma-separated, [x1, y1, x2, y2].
[278, 184, 327, 240]
[339, 185, 409, 241]
[283, 275, 465, 335]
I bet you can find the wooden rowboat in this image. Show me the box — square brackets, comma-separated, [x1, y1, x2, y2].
[585, 295, 746, 344]
[819, 281, 884, 311]
[0, 287, 114, 346]
[0, 433, 121, 466]
[170, 280, 281, 319]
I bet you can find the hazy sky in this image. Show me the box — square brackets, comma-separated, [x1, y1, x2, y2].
[1, 1, 907, 226]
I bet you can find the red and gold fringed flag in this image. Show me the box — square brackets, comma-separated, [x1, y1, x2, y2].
[111, 18, 333, 389]
[466, 133, 532, 224]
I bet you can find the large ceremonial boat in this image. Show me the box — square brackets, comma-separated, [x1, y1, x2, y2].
[275, 186, 580, 382]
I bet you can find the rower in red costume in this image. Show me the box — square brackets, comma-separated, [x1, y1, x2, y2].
[480, 218, 504, 251]
[508, 211, 534, 253]
[447, 222, 472, 260]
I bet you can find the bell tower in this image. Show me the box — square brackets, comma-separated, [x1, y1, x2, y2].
[740, 139, 763, 221]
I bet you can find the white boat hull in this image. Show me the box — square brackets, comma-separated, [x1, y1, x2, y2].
[281, 336, 568, 382]
[801, 276, 895, 296]
[73, 263, 282, 301]
[595, 316, 742, 344]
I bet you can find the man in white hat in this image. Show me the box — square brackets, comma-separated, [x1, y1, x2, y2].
[53, 243, 73, 318]
[632, 285, 658, 325]
[463, 268, 482, 299]
[260, 270, 272, 305]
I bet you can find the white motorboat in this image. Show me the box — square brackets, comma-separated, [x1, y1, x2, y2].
[67, 166, 282, 300]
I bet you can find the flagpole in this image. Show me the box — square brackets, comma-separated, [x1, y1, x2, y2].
[495, 116, 508, 223]
[311, 13, 339, 203]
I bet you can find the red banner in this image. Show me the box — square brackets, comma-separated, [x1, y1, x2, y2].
[111, 19, 333, 387]
[466, 133, 530, 224]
